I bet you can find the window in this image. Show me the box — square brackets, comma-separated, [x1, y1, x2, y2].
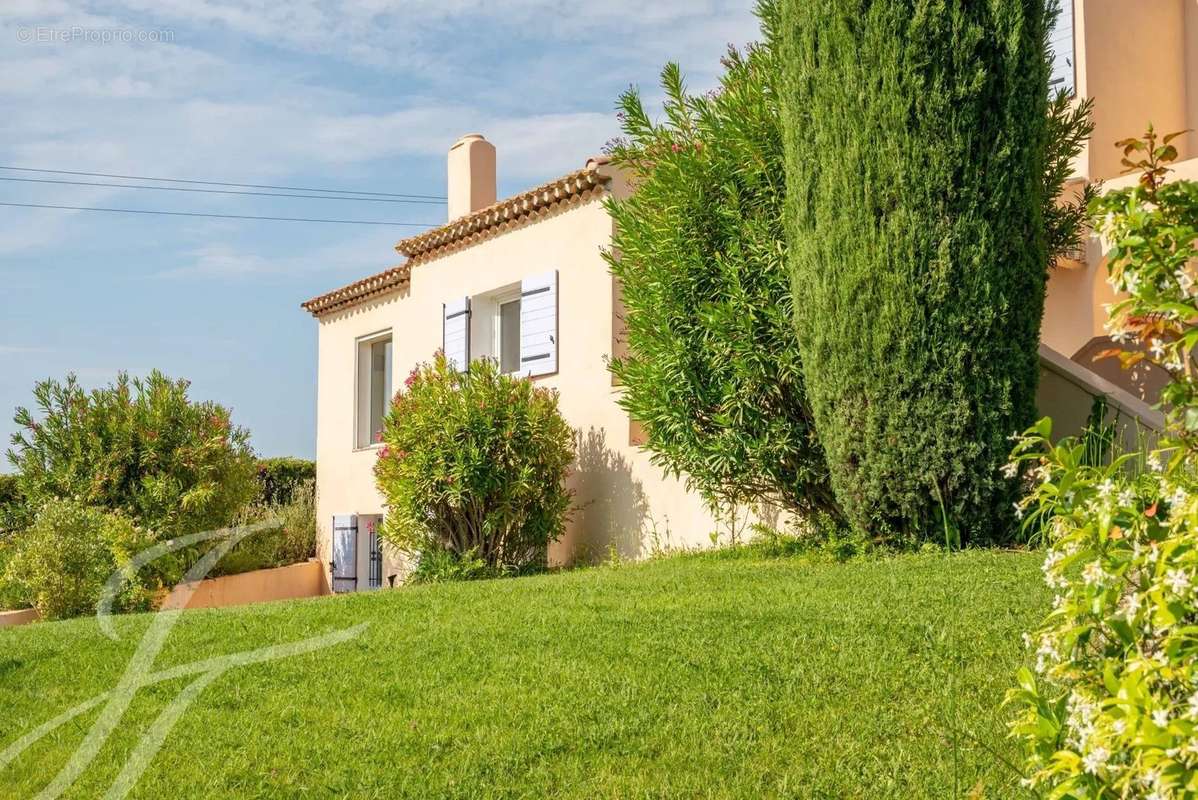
[356, 332, 392, 448]
[498, 297, 521, 373]
[1048, 0, 1075, 96]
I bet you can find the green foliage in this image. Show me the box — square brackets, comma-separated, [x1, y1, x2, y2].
[1045, 91, 1098, 267]
[375, 354, 575, 574]
[781, 0, 1052, 544]
[0, 472, 26, 536]
[407, 547, 494, 584]
[217, 480, 317, 577]
[2, 499, 155, 619]
[6, 370, 258, 540]
[254, 457, 315, 507]
[604, 0, 837, 520]
[1007, 135, 1198, 796]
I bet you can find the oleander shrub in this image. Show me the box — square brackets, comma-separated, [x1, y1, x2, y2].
[6, 370, 257, 541]
[604, 0, 838, 522]
[781, 0, 1052, 544]
[374, 353, 574, 576]
[255, 457, 315, 507]
[2, 499, 155, 620]
[1007, 131, 1198, 796]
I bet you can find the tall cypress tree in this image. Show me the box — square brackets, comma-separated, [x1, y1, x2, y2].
[781, 0, 1051, 543]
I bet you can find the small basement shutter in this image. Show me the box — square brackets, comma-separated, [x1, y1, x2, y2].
[331, 514, 358, 593]
[443, 297, 470, 371]
[520, 270, 557, 377]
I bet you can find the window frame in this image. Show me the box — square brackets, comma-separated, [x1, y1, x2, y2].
[353, 328, 393, 451]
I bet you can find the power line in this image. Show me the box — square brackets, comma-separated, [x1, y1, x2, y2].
[0, 165, 447, 201]
[0, 201, 435, 227]
[0, 175, 445, 204]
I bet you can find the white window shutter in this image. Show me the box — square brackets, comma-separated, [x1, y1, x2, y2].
[443, 297, 470, 371]
[331, 514, 358, 593]
[520, 270, 557, 377]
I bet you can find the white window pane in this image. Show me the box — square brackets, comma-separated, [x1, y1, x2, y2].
[500, 299, 521, 373]
[369, 338, 391, 443]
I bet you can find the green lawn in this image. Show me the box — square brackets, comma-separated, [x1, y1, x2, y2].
[0, 549, 1046, 799]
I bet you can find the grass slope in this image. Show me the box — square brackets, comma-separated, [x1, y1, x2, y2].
[0, 550, 1046, 799]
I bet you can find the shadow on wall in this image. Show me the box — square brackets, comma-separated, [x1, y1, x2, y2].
[560, 427, 650, 564]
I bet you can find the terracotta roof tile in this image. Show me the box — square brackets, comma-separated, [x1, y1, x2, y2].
[300, 263, 412, 317]
[300, 158, 613, 318]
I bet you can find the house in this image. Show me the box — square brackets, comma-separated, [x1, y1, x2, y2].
[302, 135, 712, 589]
[302, 0, 1192, 591]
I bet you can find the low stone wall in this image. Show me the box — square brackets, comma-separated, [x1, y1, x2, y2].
[0, 608, 40, 628]
[164, 558, 330, 611]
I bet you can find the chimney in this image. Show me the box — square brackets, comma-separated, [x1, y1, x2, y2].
[447, 133, 496, 220]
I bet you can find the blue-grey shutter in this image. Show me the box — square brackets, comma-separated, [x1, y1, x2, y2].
[443, 297, 470, 371]
[519, 270, 557, 377]
[331, 514, 358, 593]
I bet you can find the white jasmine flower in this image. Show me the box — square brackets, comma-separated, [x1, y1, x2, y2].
[1013, 501, 1024, 520]
[1148, 452, 1162, 472]
[1177, 269, 1195, 294]
[1166, 567, 1191, 596]
[1154, 709, 1170, 728]
[1001, 461, 1018, 479]
[1098, 479, 1116, 498]
[1119, 591, 1142, 620]
[1083, 560, 1109, 587]
[1171, 487, 1188, 509]
[1151, 338, 1167, 359]
[1119, 488, 1136, 507]
[1082, 745, 1109, 775]
[1112, 718, 1127, 735]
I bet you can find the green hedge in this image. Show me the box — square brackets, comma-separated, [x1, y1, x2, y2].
[255, 457, 315, 507]
[0, 473, 25, 536]
[781, 0, 1050, 544]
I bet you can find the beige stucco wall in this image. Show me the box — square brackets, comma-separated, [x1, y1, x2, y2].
[1074, 0, 1190, 182]
[1043, 0, 1198, 361]
[314, 184, 733, 581]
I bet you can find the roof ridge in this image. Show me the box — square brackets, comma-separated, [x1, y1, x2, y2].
[301, 158, 613, 318]
[395, 162, 611, 259]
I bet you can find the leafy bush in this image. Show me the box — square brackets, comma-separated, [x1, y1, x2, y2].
[2, 499, 155, 620]
[255, 457, 315, 507]
[0, 472, 26, 537]
[375, 354, 575, 574]
[217, 479, 317, 576]
[607, 1, 1091, 538]
[6, 370, 257, 540]
[1007, 132, 1198, 796]
[604, 0, 837, 521]
[780, 0, 1052, 544]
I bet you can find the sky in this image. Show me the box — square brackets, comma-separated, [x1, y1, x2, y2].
[0, 0, 761, 467]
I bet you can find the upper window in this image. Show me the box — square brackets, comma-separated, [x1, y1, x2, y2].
[1048, 0, 1075, 96]
[356, 332, 392, 448]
